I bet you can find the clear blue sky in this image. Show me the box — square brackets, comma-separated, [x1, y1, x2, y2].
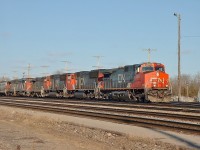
[0, 0, 200, 79]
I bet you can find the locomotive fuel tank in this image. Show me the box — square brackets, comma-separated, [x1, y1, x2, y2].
[111, 91, 131, 101]
[47, 91, 59, 97]
[74, 91, 87, 99]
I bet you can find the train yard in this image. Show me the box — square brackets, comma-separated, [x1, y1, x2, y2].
[0, 96, 199, 135]
[1, 0, 200, 149]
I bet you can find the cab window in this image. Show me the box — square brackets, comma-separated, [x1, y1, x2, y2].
[142, 66, 154, 72]
[155, 66, 165, 72]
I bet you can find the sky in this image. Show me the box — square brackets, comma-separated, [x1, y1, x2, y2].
[0, 0, 200, 79]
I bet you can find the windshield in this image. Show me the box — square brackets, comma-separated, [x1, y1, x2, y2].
[142, 66, 154, 72]
[155, 66, 165, 72]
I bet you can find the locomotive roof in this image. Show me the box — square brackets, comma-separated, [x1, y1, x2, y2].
[141, 62, 163, 65]
[5, 63, 164, 80]
[87, 64, 141, 75]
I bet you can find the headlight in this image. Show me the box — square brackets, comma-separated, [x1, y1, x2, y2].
[156, 72, 159, 77]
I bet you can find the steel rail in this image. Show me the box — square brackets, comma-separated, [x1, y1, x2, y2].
[0, 99, 199, 135]
[1, 97, 200, 113]
[0, 98, 200, 122]
[3, 96, 200, 109]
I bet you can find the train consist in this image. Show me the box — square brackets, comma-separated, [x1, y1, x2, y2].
[0, 62, 171, 102]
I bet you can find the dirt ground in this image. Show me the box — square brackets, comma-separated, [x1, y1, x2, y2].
[0, 105, 195, 150]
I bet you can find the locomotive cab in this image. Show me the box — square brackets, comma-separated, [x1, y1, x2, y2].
[141, 63, 169, 89]
[141, 63, 165, 73]
[132, 62, 171, 102]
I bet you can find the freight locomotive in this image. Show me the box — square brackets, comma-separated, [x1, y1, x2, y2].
[0, 62, 171, 102]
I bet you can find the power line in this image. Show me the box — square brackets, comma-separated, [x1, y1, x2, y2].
[183, 36, 200, 38]
[27, 63, 31, 78]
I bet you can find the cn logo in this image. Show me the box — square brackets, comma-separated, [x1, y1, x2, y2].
[118, 74, 125, 83]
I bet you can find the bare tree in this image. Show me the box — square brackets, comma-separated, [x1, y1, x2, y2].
[171, 73, 200, 98]
[0, 76, 10, 82]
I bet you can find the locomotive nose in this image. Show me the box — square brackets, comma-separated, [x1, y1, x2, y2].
[146, 71, 169, 89]
[156, 71, 169, 88]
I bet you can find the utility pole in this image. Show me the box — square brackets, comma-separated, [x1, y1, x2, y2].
[174, 13, 181, 102]
[27, 63, 31, 78]
[61, 61, 71, 73]
[198, 87, 200, 102]
[93, 56, 104, 69]
[143, 48, 156, 62]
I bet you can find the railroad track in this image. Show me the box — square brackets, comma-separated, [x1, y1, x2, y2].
[0, 97, 200, 135]
[3, 96, 200, 111]
[1, 97, 200, 120]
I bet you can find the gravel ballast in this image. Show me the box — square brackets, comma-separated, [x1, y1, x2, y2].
[0, 105, 199, 150]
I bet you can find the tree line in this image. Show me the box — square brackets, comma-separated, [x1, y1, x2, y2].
[0, 77, 10, 82]
[170, 73, 200, 98]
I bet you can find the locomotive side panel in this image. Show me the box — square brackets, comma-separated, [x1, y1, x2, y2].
[50, 74, 64, 91]
[32, 77, 45, 92]
[76, 71, 96, 90]
[103, 65, 137, 89]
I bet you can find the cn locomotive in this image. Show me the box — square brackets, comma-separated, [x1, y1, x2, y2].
[0, 62, 171, 102]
